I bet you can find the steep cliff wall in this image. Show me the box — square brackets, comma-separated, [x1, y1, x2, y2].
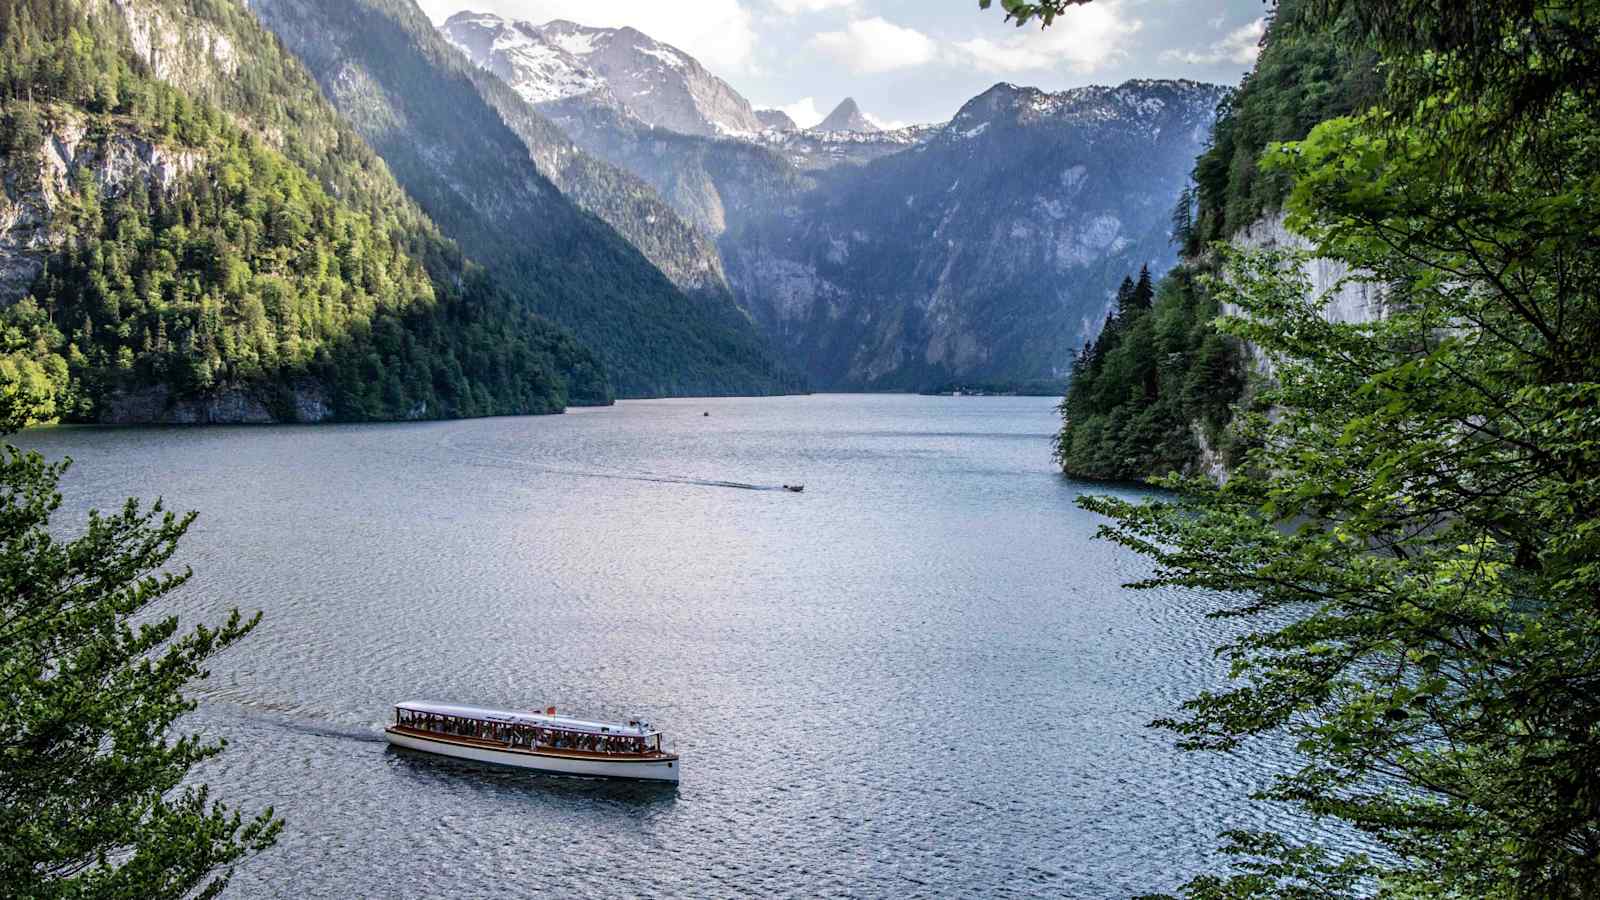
[0, 114, 201, 305]
[720, 81, 1225, 390]
[1227, 209, 1386, 378]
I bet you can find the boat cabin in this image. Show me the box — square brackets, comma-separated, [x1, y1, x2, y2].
[392, 701, 664, 756]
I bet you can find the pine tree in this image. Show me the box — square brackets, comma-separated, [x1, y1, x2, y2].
[0, 392, 280, 896]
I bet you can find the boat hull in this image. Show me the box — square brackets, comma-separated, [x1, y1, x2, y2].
[384, 727, 680, 782]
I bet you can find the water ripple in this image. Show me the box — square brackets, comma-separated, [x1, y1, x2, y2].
[14, 395, 1363, 898]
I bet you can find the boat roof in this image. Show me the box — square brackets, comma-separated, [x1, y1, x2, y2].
[395, 701, 660, 737]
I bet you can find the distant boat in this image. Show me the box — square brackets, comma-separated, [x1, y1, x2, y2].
[782, 484, 805, 493]
[384, 701, 680, 782]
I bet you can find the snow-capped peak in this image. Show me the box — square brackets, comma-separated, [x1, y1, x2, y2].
[440, 14, 765, 138]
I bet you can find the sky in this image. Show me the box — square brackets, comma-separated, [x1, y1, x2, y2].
[416, 0, 1268, 128]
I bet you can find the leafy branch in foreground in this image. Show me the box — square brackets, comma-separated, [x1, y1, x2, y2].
[977, 0, 1094, 28]
[1087, 52, 1600, 900]
[1013, 0, 1600, 895]
[0, 392, 280, 897]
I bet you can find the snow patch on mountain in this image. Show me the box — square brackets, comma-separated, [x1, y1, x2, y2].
[442, 12, 763, 137]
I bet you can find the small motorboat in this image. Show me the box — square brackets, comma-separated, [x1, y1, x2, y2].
[782, 484, 805, 493]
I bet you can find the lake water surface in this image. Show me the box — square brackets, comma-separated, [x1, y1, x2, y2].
[17, 395, 1332, 898]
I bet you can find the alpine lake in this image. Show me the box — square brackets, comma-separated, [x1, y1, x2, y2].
[17, 394, 1356, 898]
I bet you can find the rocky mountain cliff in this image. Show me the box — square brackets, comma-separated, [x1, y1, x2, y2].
[0, 0, 619, 424]
[440, 11, 1224, 391]
[755, 109, 798, 132]
[725, 80, 1227, 389]
[442, 12, 765, 138]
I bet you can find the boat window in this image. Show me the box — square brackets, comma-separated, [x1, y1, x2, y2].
[397, 710, 661, 756]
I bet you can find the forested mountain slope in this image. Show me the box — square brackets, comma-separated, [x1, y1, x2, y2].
[0, 0, 608, 424]
[247, 0, 797, 398]
[1054, 0, 1379, 480]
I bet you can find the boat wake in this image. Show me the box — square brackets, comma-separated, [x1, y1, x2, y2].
[199, 700, 386, 744]
[437, 434, 803, 493]
[272, 717, 388, 744]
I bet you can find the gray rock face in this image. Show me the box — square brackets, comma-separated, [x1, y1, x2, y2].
[719, 80, 1229, 390]
[98, 381, 334, 425]
[1227, 208, 1388, 379]
[1, 114, 202, 306]
[815, 98, 878, 134]
[755, 109, 797, 132]
[442, 13, 765, 138]
[439, 13, 1225, 391]
[757, 124, 940, 171]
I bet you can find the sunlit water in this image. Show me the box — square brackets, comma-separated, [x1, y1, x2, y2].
[17, 395, 1345, 898]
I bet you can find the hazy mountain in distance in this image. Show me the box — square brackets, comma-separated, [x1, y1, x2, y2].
[755, 109, 799, 131]
[814, 98, 879, 134]
[722, 80, 1229, 390]
[440, 12, 1226, 390]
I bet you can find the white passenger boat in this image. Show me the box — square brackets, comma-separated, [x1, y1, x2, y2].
[384, 701, 680, 783]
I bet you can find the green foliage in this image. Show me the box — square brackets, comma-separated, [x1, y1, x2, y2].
[977, 0, 1094, 29]
[0, 416, 280, 894]
[1055, 0, 1369, 484]
[1069, 1, 1600, 895]
[1, 298, 69, 425]
[1184, 0, 1379, 253]
[1055, 265, 1245, 480]
[0, 0, 611, 422]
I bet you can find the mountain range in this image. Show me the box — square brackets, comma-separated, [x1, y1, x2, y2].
[0, 0, 1226, 421]
[441, 10, 1225, 389]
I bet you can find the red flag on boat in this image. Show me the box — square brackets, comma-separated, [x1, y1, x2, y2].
[546, 706, 556, 715]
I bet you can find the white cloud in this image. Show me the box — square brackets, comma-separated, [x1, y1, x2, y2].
[1162, 17, 1265, 65]
[863, 111, 906, 130]
[417, 0, 758, 71]
[811, 17, 938, 74]
[951, 0, 1143, 74]
[775, 97, 826, 129]
[769, 0, 856, 13]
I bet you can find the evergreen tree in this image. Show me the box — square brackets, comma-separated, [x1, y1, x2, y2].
[0, 392, 280, 897]
[1044, 0, 1600, 894]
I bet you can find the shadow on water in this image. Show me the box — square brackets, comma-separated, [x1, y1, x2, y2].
[384, 745, 680, 808]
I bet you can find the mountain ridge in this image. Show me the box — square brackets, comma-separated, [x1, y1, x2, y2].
[438, 7, 1225, 389]
[434, 8, 1232, 391]
[0, 0, 611, 424]
[723, 78, 1229, 389]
